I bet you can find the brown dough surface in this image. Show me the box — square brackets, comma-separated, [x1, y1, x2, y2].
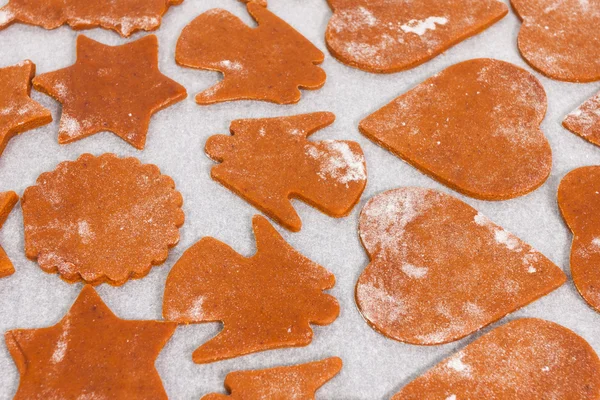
[205, 112, 366, 232]
[0, 191, 18, 278]
[22, 153, 184, 286]
[0, 0, 182, 37]
[33, 35, 187, 150]
[512, 0, 600, 82]
[202, 357, 342, 400]
[558, 166, 600, 313]
[163, 215, 339, 363]
[6, 285, 176, 399]
[393, 318, 600, 399]
[359, 58, 551, 200]
[356, 188, 566, 345]
[563, 92, 600, 147]
[325, 0, 507, 73]
[0, 60, 52, 157]
[175, 3, 325, 104]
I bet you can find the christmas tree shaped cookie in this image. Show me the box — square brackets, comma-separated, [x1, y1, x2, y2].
[205, 112, 367, 231]
[325, 0, 507, 73]
[176, 3, 325, 104]
[0, 0, 182, 37]
[6, 285, 176, 399]
[202, 357, 342, 399]
[163, 215, 339, 363]
[357, 187, 565, 345]
[563, 92, 600, 147]
[0, 60, 52, 157]
[393, 319, 600, 399]
[0, 191, 18, 278]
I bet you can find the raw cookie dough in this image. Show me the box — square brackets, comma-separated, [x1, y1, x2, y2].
[356, 187, 566, 345]
[359, 58, 552, 200]
[0, 191, 18, 278]
[205, 112, 366, 232]
[202, 357, 342, 400]
[176, 3, 325, 104]
[0, 0, 183, 37]
[5, 285, 177, 399]
[240, 0, 267, 6]
[512, 0, 600, 82]
[22, 153, 184, 286]
[563, 92, 600, 147]
[0, 60, 52, 158]
[558, 166, 600, 313]
[393, 318, 600, 399]
[163, 215, 339, 363]
[325, 0, 507, 73]
[33, 35, 187, 150]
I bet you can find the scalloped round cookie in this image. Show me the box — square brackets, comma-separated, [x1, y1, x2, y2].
[22, 153, 184, 285]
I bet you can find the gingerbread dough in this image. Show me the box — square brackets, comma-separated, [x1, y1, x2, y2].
[22, 153, 184, 286]
[33, 35, 187, 150]
[360, 58, 552, 200]
[563, 92, 600, 147]
[206, 112, 366, 232]
[393, 318, 600, 399]
[0, 0, 182, 37]
[163, 215, 339, 363]
[325, 0, 507, 73]
[0, 60, 52, 157]
[176, 3, 325, 104]
[512, 0, 600, 82]
[356, 188, 565, 345]
[558, 166, 600, 313]
[0, 191, 18, 278]
[6, 285, 176, 399]
[202, 357, 342, 400]
[240, 0, 267, 6]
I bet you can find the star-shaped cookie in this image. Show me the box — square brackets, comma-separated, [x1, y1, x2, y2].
[33, 35, 187, 150]
[0, 60, 52, 157]
[6, 285, 176, 399]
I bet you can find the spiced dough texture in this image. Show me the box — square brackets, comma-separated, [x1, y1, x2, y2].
[175, 3, 325, 104]
[359, 58, 552, 200]
[5, 285, 176, 399]
[205, 112, 366, 232]
[512, 0, 600, 82]
[163, 215, 339, 363]
[558, 166, 600, 313]
[22, 153, 184, 286]
[356, 187, 566, 345]
[563, 92, 600, 147]
[202, 357, 342, 400]
[0, 60, 52, 158]
[393, 318, 600, 399]
[0, 191, 19, 279]
[325, 0, 508, 73]
[32, 35, 187, 150]
[0, 0, 183, 37]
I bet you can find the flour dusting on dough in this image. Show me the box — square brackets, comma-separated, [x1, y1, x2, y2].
[401, 17, 448, 36]
[306, 141, 366, 186]
[51, 317, 70, 364]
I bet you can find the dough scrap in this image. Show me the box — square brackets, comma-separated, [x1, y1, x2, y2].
[33, 35, 187, 150]
[0, 60, 52, 157]
[163, 215, 339, 363]
[512, 0, 600, 82]
[6, 285, 176, 399]
[176, 3, 325, 104]
[558, 166, 600, 313]
[22, 153, 184, 286]
[0, 191, 18, 278]
[205, 112, 366, 232]
[202, 357, 342, 399]
[563, 92, 600, 147]
[393, 318, 600, 399]
[0, 0, 183, 37]
[356, 187, 566, 345]
[359, 58, 551, 200]
[325, 0, 507, 73]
